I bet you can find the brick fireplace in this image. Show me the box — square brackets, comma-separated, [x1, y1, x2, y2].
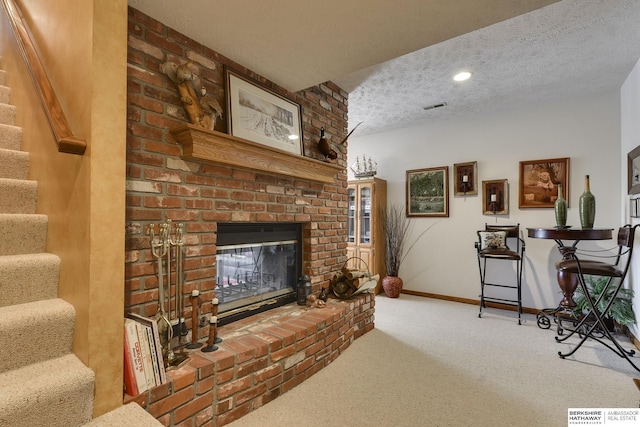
[125, 7, 375, 426]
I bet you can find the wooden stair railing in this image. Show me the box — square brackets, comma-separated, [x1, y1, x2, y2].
[1, 0, 86, 155]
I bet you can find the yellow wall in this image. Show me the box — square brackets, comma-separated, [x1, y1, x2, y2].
[0, 0, 127, 416]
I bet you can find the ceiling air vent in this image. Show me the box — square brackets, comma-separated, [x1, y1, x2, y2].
[423, 102, 447, 111]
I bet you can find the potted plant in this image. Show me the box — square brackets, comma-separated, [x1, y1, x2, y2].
[573, 275, 636, 333]
[381, 203, 435, 298]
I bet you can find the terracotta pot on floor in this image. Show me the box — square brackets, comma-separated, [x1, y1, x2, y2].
[382, 276, 403, 298]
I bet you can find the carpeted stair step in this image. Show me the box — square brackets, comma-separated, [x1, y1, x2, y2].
[82, 403, 164, 427]
[0, 178, 37, 213]
[0, 123, 23, 151]
[0, 298, 75, 374]
[0, 253, 60, 308]
[0, 102, 16, 126]
[0, 213, 47, 255]
[0, 85, 10, 104]
[0, 147, 29, 179]
[0, 354, 94, 427]
[0, 69, 5, 86]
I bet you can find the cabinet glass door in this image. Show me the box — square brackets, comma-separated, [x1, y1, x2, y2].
[347, 187, 355, 243]
[359, 186, 371, 244]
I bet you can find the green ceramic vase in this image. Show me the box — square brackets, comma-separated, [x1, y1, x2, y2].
[579, 175, 596, 229]
[554, 183, 567, 227]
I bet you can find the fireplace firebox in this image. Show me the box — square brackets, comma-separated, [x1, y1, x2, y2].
[215, 223, 302, 326]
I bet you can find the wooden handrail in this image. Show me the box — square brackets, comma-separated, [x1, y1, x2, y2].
[1, 0, 86, 154]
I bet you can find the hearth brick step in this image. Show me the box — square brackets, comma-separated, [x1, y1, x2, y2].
[125, 294, 375, 426]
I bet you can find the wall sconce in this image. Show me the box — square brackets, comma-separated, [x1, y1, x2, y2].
[482, 179, 509, 215]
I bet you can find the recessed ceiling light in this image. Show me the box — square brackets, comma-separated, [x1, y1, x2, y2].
[453, 71, 472, 82]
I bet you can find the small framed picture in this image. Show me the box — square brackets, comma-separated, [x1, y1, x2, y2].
[482, 179, 509, 215]
[406, 166, 449, 217]
[628, 145, 640, 195]
[631, 197, 640, 218]
[453, 161, 478, 196]
[519, 157, 570, 208]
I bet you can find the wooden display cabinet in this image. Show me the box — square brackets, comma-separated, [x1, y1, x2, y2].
[346, 178, 387, 293]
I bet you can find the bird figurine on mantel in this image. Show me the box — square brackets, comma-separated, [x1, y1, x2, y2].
[199, 86, 223, 131]
[317, 127, 338, 161]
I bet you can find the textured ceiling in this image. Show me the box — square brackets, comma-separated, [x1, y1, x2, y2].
[127, 0, 640, 137]
[127, 0, 557, 91]
[337, 0, 640, 136]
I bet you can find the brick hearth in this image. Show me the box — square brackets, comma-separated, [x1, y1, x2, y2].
[125, 294, 374, 426]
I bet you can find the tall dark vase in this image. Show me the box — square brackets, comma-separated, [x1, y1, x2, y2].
[554, 183, 567, 227]
[579, 175, 596, 229]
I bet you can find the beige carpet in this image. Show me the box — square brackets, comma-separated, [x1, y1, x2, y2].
[230, 294, 639, 427]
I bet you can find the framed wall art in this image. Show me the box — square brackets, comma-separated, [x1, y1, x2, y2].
[225, 67, 303, 155]
[518, 157, 570, 208]
[453, 161, 478, 196]
[406, 166, 449, 217]
[627, 145, 640, 195]
[482, 179, 509, 215]
[630, 197, 640, 218]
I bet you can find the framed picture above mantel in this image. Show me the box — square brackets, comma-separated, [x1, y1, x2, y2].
[225, 67, 303, 155]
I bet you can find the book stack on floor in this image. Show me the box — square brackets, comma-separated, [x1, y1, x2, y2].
[123, 314, 167, 396]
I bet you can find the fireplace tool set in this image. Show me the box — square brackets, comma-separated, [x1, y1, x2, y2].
[147, 220, 221, 369]
[147, 220, 189, 368]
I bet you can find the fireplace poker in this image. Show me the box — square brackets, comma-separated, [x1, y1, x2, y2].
[175, 222, 188, 337]
[166, 219, 182, 339]
[165, 219, 173, 322]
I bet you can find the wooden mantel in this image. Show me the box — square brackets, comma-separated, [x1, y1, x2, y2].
[170, 124, 343, 184]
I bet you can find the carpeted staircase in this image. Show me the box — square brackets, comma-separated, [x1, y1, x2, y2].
[0, 68, 161, 426]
